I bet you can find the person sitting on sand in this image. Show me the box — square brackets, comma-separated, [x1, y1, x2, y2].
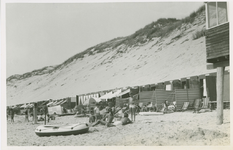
[142, 105, 148, 112]
[168, 100, 177, 112]
[38, 115, 44, 121]
[89, 110, 96, 123]
[113, 113, 133, 126]
[91, 107, 115, 127]
[48, 112, 56, 122]
[162, 100, 169, 113]
[152, 103, 157, 112]
[162, 100, 174, 113]
[135, 104, 140, 114]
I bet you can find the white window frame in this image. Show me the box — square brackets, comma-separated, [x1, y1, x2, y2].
[206, 2, 228, 29]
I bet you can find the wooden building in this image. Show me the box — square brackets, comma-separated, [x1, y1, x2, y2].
[205, 2, 229, 125]
[205, 2, 229, 65]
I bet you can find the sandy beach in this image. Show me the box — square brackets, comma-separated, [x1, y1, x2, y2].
[7, 109, 230, 146]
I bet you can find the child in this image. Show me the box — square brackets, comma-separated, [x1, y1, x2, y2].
[47, 113, 56, 122]
[94, 104, 101, 120]
[89, 110, 96, 123]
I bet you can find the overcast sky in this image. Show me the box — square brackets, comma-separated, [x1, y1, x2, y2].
[6, 2, 204, 77]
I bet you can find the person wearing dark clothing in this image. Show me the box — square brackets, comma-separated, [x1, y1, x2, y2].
[25, 108, 29, 122]
[7, 107, 10, 121]
[10, 107, 15, 123]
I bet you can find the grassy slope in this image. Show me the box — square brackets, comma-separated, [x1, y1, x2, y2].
[7, 6, 216, 105]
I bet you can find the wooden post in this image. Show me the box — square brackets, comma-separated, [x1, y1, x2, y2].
[33, 103, 38, 124]
[44, 105, 48, 125]
[44, 113, 46, 125]
[216, 67, 225, 125]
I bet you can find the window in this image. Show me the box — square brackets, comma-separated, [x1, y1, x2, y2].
[208, 2, 217, 28]
[206, 2, 228, 28]
[218, 2, 228, 24]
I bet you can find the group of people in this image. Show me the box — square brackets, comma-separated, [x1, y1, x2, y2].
[86, 97, 178, 128]
[7, 96, 177, 126]
[89, 105, 133, 127]
[121, 100, 177, 114]
[6, 105, 57, 124]
[87, 96, 136, 127]
[123, 100, 177, 114]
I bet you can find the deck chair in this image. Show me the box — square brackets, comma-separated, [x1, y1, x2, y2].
[201, 97, 210, 109]
[199, 97, 212, 113]
[193, 99, 202, 113]
[176, 102, 189, 112]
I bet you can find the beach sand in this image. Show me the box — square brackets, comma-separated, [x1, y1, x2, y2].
[7, 109, 230, 146]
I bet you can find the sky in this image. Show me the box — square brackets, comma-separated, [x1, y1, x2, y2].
[6, 2, 204, 77]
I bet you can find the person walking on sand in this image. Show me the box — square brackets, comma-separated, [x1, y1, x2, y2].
[10, 107, 15, 123]
[7, 106, 10, 121]
[25, 108, 29, 122]
[129, 95, 136, 122]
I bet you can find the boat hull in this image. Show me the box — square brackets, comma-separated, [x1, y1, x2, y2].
[35, 123, 89, 137]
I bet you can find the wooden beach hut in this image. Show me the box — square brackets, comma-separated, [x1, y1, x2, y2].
[205, 2, 229, 124]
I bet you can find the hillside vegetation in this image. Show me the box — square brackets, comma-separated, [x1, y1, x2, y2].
[7, 5, 214, 105]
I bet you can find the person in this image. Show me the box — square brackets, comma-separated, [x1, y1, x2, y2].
[10, 107, 15, 123]
[122, 103, 128, 114]
[108, 101, 115, 113]
[152, 103, 157, 112]
[113, 113, 132, 126]
[63, 107, 67, 114]
[142, 105, 148, 112]
[147, 102, 153, 112]
[129, 96, 136, 122]
[86, 106, 90, 114]
[25, 108, 29, 122]
[162, 100, 169, 113]
[91, 107, 114, 127]
[7, 106, 10, 121]
[134, 104, 140, 114]
[163, 100, 174, 113]
[47, 113, 56, 122]
[168, 100, 177, 111]
[38, 115, 44, 121]
[89, 110, 96, 123]
[94, 104, 101, 120]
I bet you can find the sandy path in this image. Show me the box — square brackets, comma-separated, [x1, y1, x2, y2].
[7, 109, 230, 146]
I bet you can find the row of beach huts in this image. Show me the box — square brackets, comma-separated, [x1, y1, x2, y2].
[10, 70, 230, 115]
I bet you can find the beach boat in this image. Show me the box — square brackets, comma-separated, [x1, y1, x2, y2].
[35, 123, 89, 137]
[139, 112, 164, 116]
